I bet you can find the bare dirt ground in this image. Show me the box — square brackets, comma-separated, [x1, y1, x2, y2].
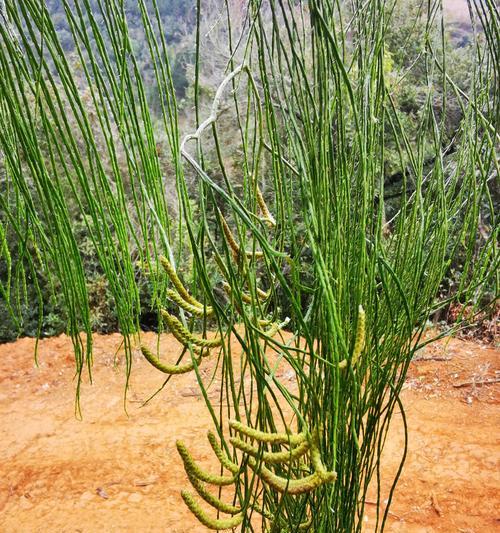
[0, 332, 498, 533]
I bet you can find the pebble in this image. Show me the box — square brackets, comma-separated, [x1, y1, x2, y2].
[80, 491, 94, 502]
[19, 495, 33, 510]
[128, 493, 142, 503]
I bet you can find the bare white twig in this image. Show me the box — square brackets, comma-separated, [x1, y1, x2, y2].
[180, 64, 245, 156]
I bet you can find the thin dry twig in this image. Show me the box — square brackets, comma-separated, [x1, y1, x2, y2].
[364, 500, 403, 520]
[134, 478, 158, 487]
[414, 356, 452, 362]
[452, 377, 500, 388]
[431, 492, 443, 517]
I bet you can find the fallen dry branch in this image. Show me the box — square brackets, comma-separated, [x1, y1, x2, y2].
[414, 356, 452, 362]
[452, 377, 500, 388]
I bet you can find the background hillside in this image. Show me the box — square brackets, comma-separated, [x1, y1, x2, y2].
[0, 0, 496, 342]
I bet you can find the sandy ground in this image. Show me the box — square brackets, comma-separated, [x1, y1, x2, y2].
[0, 332, 498, 533]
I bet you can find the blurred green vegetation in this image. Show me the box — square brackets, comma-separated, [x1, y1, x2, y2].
[0, 0, 497, 343]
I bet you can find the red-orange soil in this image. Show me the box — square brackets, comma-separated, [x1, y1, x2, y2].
[0, 333, 498, 532]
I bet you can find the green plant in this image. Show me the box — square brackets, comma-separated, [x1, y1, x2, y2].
[0, 0, 498, 531]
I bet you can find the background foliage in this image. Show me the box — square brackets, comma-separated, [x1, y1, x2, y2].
[0, 0, 496, 343]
